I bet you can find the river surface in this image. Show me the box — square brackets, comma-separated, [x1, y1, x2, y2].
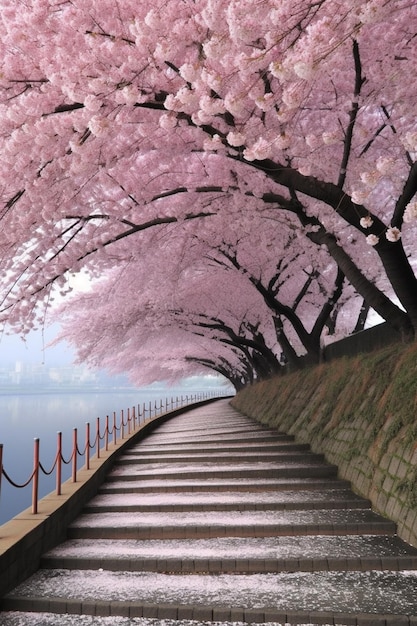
[0, 389, 207, 525]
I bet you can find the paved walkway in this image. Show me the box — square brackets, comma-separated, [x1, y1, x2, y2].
[1, 399, 417, 625]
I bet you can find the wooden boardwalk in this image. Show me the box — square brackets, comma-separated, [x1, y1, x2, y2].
[1, 398, 417, 625]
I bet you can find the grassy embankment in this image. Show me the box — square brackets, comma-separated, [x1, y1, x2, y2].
[231, 342, 417, 546]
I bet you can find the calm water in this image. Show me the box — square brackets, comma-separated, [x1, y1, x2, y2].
[0, 389, 204, 525]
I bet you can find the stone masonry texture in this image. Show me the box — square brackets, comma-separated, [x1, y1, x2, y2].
[231, 342, 417, 547]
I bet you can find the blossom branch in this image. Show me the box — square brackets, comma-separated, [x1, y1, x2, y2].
[0, 210, 216, 315]
[338, 39, 365, 188]
[391, 161, 417, 228]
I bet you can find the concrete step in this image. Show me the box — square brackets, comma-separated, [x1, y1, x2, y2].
[140, 426, 292, 436]
[140, 432, 296, 445]
[130, 441, 312, 454]
[117, 450, 325, 464]
[1, 400, 413, 626]
[0, 613, 339, 626]
[41, 535, 417, 573]
[149, 426, 287, 437]
[107, 462, 339, 481]
[67, 508, 397, 540]
[4, 568, 417, 623]
[39, 552, 417, 574]
[99, 476, 353, 493]
[85, 488, 371, 513]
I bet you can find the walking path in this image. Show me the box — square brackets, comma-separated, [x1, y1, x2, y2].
[1, 398, 417, 625]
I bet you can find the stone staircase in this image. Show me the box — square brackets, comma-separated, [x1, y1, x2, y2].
[1, 398, 417, 625]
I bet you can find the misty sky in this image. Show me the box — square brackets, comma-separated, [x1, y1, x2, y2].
[0, 325, 74, 367]
[0, 274, 90, 368]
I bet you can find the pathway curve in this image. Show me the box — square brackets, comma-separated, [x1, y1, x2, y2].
[1, 399, 417, 625]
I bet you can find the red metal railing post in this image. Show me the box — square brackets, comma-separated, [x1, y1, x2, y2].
[96, 417, 100, 458]
[0, 395, 235, 521]
[72, 428, 77, 483]
[86, 422, 90, 470]
[56, 432, 62, 495]
[32, 438, 40, 514]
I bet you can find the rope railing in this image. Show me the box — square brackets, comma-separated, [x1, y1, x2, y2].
[0, 391, 225, 518]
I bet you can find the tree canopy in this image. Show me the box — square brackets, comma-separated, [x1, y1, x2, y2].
[0, 0, 416, 388]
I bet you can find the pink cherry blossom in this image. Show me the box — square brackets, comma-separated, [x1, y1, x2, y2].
[360, 216, 374, 229]
[404, 201, 417, 224]
[366, 234, 380, 246]
[0, 0, 415, 383]
[386, 227, 402, 243]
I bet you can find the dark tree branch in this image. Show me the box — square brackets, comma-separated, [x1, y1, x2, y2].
[0, 211, 216, 314]
[180, 311, 281, 379]
[85, 30, 135, 45]
[215, 246, 315, 356]
[391, 161, 417, 228]
[381, 105, 414, 167]
[292, 269, 318, 312]
[185, 355, 251, 389]
[352, 300, 371, 333]
[310, 266, 345, 340]
[338, 39, 365, 188]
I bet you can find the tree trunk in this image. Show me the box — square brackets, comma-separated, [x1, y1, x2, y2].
[353, 300, 370, 333]
[249, 276, 321, 359]
[249, 158, 417, 335]
[273, 316, 307, 368]
[308, 230, 414, 339]
[374, 239, 417, 335]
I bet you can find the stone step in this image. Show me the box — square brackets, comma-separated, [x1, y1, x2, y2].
[1, 613, 340, 626]
[84, 489, 371, 513]
[67, 509, 397, 540]
[1, 401, 413, 626]
[117, 450, 324, 464]
[4, 569, 417, 622]
[99, 476, 353, 493]
[151, 426, 285, 436]
[130, 441, 311, 454]
[107, 462, 339, 481]
[41, 535, 417, 573]
[149, 417, 259, 429]
[40, 553, 417, 574]
[140, 432, 295, 445]
[140, 426, 292, 435]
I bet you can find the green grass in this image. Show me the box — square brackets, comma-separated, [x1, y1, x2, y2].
[231, 342, 417, 542]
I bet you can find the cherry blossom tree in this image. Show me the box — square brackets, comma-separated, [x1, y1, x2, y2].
[54, 215, 362, 386]
[55, 239, 284, 389]
[0, 0, 417, 354]
[207, 241, 347, 365]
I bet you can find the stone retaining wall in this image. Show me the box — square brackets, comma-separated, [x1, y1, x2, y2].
[231, 342, 417, 547]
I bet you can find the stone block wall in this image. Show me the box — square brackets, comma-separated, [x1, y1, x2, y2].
[231, 342, 417, 547]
